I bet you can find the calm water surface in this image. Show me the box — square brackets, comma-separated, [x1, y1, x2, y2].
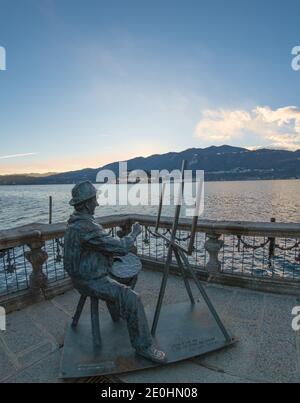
[0, 179, 300, 230]
[1, 179, 300, 294]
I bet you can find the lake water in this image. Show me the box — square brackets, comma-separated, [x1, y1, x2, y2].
[0, 179, 300, 230]
[1, 179, 300, 295]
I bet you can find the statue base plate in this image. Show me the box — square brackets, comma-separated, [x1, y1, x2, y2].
[60, 301, 235, 379]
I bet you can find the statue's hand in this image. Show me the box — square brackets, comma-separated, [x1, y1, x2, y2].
[131, 222, 142, 238]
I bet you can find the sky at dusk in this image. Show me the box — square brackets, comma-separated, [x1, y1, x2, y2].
[0, 0, 300, 174]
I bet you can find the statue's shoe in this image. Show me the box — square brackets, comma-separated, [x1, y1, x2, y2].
[136, 345, 168, 364]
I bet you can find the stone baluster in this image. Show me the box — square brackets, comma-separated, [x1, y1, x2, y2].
[25, 241, 48, 294]
[204, 233, 224, 273]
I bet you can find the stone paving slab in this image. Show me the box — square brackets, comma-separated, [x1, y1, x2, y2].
[17, 341, 58, 369]
[5, 351, 63, 383]
[24, 300, 72, 347]
[0, 340, 16, 382]
[262, 294, 297, 341]
[0, 310, 48, 355]
[119, 361, 254, 383]
[0, 269, 299, 383]
[227, 290, 265, 322]
[196, 318, 260, 382]
[254, 337, 298, 383]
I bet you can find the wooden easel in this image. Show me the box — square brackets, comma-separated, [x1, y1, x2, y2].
[151, 160, 232, 343]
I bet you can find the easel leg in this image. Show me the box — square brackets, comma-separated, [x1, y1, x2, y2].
[178, 249, 232, 343]
[151, 245, 173, 336]
[151, 160, 187, 337]
[173, 248, 195, 304]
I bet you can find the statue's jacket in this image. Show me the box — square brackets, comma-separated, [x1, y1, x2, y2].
[64, 212, 135, 281]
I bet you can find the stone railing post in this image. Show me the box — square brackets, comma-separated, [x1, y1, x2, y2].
[204, 233, 224, 273]
[25, 241, 48, 294]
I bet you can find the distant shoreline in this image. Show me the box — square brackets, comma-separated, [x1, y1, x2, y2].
[1, 145, 300, 186]
[1, 177, 300, 186]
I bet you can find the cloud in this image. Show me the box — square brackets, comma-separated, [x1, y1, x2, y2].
[195, 106, 300, 150]
[0, 153, 37, 160]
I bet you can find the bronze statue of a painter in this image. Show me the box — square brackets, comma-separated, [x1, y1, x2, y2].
[64, 181, 167, 363]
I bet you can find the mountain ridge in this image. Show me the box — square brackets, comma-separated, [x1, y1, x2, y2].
[1, 145, 300, 185]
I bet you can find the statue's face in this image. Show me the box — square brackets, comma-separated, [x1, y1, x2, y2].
[86, 196, 99, 215]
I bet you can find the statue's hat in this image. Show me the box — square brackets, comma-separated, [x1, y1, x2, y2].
[69, 181, 97, 206]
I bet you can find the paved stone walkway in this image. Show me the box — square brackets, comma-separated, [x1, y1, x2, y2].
[1, 269, 300, 383]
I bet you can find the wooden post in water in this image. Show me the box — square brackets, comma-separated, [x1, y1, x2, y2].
[49, 196, 53, 224]
[269, 217, 276, 260]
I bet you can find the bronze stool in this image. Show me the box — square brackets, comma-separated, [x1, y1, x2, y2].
[71, 274, 138, 348]
[72, 295, 102, 348]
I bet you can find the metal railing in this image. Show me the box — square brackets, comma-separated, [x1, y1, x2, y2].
[0, 214, 300, 298]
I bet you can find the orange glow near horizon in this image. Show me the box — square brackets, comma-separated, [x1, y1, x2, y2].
[0, 146, 160, 176]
